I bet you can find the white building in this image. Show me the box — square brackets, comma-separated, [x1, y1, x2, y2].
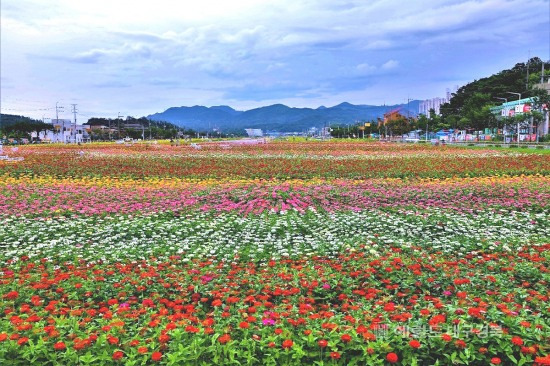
[419, 97, 448, 117]
[31, 119, 91, 143]
[245, 128, 263, 137]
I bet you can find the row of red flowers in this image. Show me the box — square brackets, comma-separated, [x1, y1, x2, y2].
[1, 243, 548, 364]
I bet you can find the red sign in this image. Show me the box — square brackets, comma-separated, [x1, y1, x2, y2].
[508, 110, 515, 117]
[523, 105, 531, 112]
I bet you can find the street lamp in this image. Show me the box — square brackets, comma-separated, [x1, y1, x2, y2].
[507, 92, 522, 146]
[493, 98, 508, 140]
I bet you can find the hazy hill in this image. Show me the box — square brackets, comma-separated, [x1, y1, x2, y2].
[148, 101, 421, 132]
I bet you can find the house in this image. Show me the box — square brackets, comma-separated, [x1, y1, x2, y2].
[31, 119, 91, 143]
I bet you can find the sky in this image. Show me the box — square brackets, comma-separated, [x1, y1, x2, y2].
[1, 0, 549, 120]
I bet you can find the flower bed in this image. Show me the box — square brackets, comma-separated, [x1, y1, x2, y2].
[0, 141, 548, 365]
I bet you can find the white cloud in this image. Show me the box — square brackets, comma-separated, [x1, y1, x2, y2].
[381, 60, 399, 70]
[1, 0, 548, 118]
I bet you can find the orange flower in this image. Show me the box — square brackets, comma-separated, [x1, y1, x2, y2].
[282, 339, 293, 349]
[218, 334, 231, 344]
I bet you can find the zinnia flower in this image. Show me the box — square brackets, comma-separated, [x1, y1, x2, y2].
[386, 352, 399, 363]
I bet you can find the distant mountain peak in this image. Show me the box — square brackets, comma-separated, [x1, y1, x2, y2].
[148, 101, 418, 132]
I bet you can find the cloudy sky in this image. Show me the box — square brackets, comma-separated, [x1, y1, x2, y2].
[1, 0, 549, 120]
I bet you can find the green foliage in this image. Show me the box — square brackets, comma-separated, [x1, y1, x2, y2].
[0, 114, 52, 139]
[441, 57, 550, 130]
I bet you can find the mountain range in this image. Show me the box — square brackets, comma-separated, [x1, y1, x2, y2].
[148, 101, 421, 133]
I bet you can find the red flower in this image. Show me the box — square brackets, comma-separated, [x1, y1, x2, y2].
[158, 334, 170, 343]
[491, 357, 501, 365]
[268, 342, 276, 348]
[386, 352, 399, 363]
[441, 333, 452, 342]
[4, 291, 18, 300]
[212, 299, 223, 307]
[218, 334, 231, 344]
[511, 336, 523, 346]
[534, 355, 550, 365]
[112, 351, 124, 361]
[455, 340, 466, 349]
[17, 337, 29, 346]
[0, 333, 7, 342]
[138, 347, 148, 354]
[152, 352, 162, 362]
[409, 340, 421, 349]
[330, 351, 341, 359]
[54, 342, 66, 351]
[318, 339, 328, 348]
[239, 321, 250, 329]
[341, 334, 351, 343]
[282, 339, 293, 349]
[274, 328, 283, 335]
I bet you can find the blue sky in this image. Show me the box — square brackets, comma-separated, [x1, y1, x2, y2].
[1, 0, 549, 120]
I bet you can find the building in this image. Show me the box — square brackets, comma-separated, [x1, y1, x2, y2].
[245, 129, 263, 137]
[419, 97, 448, 117]
[31, 119, 91, 143]
[490, 98, 549, 140]
[419, 87, 457, 117]
[383, 108, 406, 124]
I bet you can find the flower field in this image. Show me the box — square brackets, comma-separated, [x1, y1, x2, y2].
[0, 142, 548, 365]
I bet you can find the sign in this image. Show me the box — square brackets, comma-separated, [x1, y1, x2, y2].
[514, 105, 523, 113]
[508, 109, 515, 117]
[359, 126, 365, 131]
[523, 104, 531, 113]
[365, 123, 371, 127]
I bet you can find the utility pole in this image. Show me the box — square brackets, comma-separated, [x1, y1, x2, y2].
[71, 104, 78, 143]
[55, 102, 64, 142]
[117, 113, 123, 140]
[526, 51, 530, 90]
[507, 92, 521, 146]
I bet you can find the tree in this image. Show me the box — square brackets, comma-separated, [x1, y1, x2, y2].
[416, 114, 429, 132]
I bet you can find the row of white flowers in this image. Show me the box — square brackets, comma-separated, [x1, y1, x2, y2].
[1, 208, 547, 264]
